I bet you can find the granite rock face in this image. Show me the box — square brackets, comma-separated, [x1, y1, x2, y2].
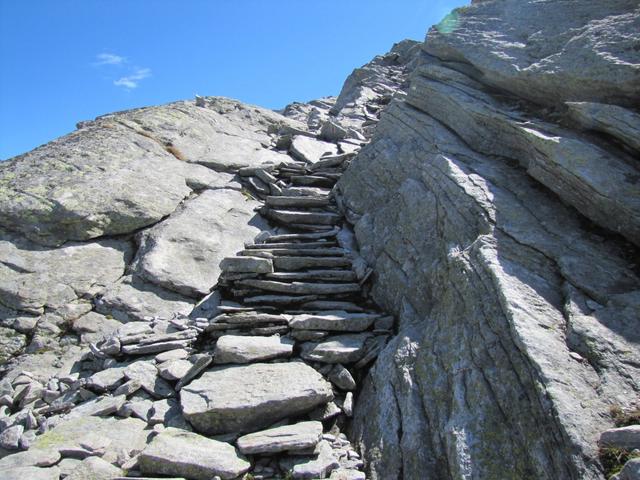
[335, 1, 640, 479]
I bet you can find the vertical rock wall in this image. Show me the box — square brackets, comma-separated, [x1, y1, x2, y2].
[337, 1, 640, 479]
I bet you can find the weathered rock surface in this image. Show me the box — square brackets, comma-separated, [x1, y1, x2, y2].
[236, 420, 323, 454]
[0, 228, 131, 314]
[181, 362, 333, 434]
[95, 274, 195, 322]
[139, 428, 250, 480]
[133, 188, 269, 297]
[213, 334, 294, 364]
[335, 2, 640, 479]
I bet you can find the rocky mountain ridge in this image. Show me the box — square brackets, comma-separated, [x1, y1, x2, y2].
[0, 1, 639, 479]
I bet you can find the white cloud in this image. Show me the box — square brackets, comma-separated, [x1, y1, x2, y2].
[95, 53, 125, 66]
[113, 67, 152, 90]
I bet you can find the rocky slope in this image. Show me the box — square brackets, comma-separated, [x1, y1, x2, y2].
[0, 1, 639, 479]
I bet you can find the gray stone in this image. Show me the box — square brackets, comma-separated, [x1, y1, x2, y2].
[236, 421, 323, 454]
[267, 271, 357, 282]
[0, 326, 26, 365]
[68, 394, 126, 418]
[281, 440, 340, 479]
[113, 379, 142, 397]
[96, 275, 194, 323]
[181, 362, 333, 435]
[265, 195, 331, 208]
[214, 335, 294, 364]
[328, 364, 356, 391]
[237, 279, 360, 296]
[32, 416, 150, 459]
[124, 361, 175, 398]
[157, 359, 193, 381]
[219, 256, 274, 274]
[175, 354, 212, 391]
[289, 311, 378, 332]
[329, 469, 366, 480]
[0, 448, 60, 469]
[138, 428, 250, 480]
[301, 334, 372, 364]
[155, 349, 190, 363]
[86, 367, 126, 392]
[0, 424, 23, 449]
[613, 458, 640, 480]
[133, 188, 269, 297]
[261, 208, 341, 226]
[320, 120, 348, 142]
[273, 256, 352, 271]
[0, 229, 130, 314]
[66, 456, 123, 480]
[599, 425, 640, 450]
[72, 312, 123, 344]
[0, 467, 61, 480]
[290, 136, 338, 164]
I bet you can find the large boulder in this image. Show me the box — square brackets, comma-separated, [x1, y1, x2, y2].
[0, 228, 131, 314]
[181, 362, 333, 434]
[133, 188, 269, 297]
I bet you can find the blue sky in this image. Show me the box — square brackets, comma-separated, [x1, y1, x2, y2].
[0, 0, 467, 160]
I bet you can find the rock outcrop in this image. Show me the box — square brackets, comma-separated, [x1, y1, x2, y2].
[335, 1, 640, 479]
[0, 1, 639, 479]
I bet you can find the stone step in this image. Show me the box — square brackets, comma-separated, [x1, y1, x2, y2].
[240, 247, 347, 257]
[290, 176, 336, 188]
[309, 152, 354, 171]
[281, 186, 332, 197]
[213, 335, 295, 364]
[288, 311, 379, 332]
[208, 312, 290, 328]
[262, 227, 340, 243]
[300, 333, 373, 364]
[265, 270, 357, 282]
[245, 241, 337, 249]
[300, 301, 366, 312]
[273, 256, 352, 271]
[236, 421, 323, 455]
[236, 279, 362, 295]
[180, 362, 333, 435]
[243, 294, 320, 306]
[265, 195, 331, 208]
[260, 207, 341, 226]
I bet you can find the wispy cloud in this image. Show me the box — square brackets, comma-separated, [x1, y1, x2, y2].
[94, 53, 125, 66]
[113, 67, 152, 90]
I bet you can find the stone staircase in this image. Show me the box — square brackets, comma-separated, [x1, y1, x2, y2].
[0, 128, 394, 480]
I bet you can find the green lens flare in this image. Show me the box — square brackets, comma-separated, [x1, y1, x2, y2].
[436, 10, 460, 34]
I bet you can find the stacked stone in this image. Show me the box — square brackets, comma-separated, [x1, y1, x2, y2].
[0, 121, 389, 480]
[186, 131, 393, 479]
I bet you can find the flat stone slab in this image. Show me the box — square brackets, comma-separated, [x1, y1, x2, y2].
[281, 440, 340, 479]
[139, 428, 250, 480]
[262, 208, 341, 226]
[599, 425, 640, 450]
[237, 279, 360, 295]
[273, 256, 352, 271]
[236, 420, 323, 454]
[214, 335, 294, 364]
[266, 270, 357, 282]
[220, 256, 274, 274]
[290, 135, 338, 164]
[289, 311, 379, 332]
[181, 362, 333, 435]
[300, 333, 373, 364]
[265, 195, 331, 208]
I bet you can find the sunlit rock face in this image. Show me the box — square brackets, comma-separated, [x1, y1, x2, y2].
[337, 1, 640, 479]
